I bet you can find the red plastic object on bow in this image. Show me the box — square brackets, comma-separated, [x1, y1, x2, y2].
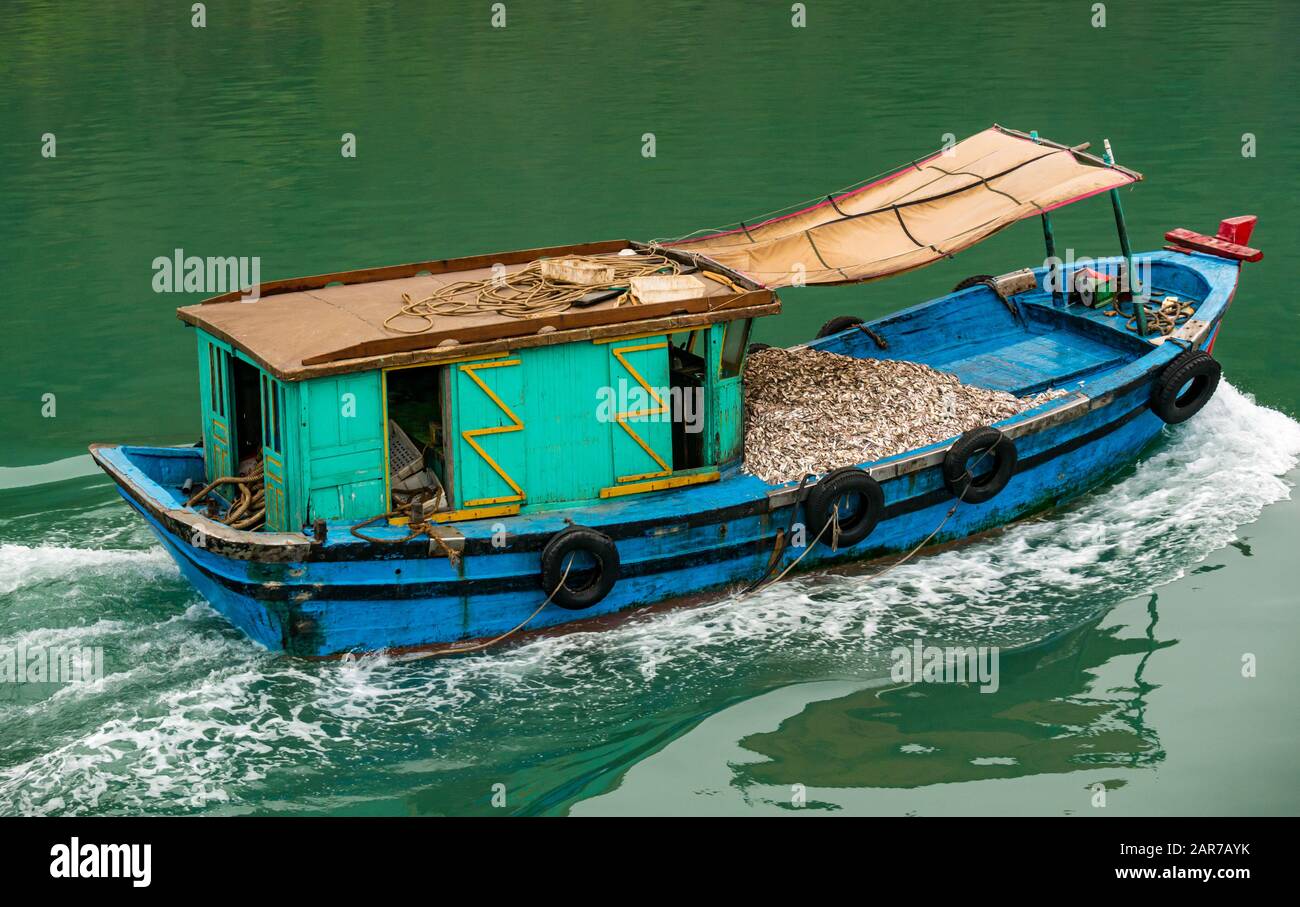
[1165, 215, 1262, 262]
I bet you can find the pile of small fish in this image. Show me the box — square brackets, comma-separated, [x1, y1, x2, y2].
[743, 346, 1067, 484]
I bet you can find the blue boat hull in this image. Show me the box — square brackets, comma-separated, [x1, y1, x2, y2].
[92, 250, 1243, 656]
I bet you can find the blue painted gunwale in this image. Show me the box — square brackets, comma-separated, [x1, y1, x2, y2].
[90, 250, 1243, 656]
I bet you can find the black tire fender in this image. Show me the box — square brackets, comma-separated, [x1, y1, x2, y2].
[805, 467, 885, 548]
[540, 526, 620, 611]
[943, 427, 1017, 504]
[1151, 349, 1221, 424]
[816, 315, 864, 339]
[952, 274, 995, 293]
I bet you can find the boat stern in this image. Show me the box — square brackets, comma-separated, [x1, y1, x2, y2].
[89, 443, 313, 651]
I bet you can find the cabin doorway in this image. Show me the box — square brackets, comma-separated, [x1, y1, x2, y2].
[230, 356, 264, 471]
[383, 365, 450, 511]
[669, 329, 708, 470]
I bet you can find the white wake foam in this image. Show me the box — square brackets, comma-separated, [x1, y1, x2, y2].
[0, 382, 1295, 815]
[0, 543, 175, 597]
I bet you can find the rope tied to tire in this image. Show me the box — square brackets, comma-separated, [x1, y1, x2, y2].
[942, 427, 1017, 503]
[393, 556, 575, 662]
[539, 525, 621, 611]
[741, 441, 1002, 600]
[805, 467, 885, 551]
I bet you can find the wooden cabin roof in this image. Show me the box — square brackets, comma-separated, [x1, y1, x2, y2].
[177, 240, 778, 381]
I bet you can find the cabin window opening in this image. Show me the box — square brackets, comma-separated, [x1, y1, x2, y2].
[670, 329, 703, 357]
[230, 356, 265, 469]
[209, 346, 229, 418]
[384, 365, 450, 511]
[670, 328, 708, 470]
[208, 346, 218, 413]
[275, 384, 285, 453]
[218, 351, 227, 416]
[205, 344, 232, 418]
[719, 318, 752, 380]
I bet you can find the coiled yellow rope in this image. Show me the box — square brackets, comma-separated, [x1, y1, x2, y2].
[184, 461, 265, 531]
[1108, 296, 1196, 336]
[383, 252, 682, 334]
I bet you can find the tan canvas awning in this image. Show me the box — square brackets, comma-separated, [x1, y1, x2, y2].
[665, 125, 1141, 287]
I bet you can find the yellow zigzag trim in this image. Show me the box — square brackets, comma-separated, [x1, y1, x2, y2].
[459, 359, 525, 506]
[611, 342, 670, 482]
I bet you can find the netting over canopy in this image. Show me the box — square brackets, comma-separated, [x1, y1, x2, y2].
[666, 125, 1141, 287]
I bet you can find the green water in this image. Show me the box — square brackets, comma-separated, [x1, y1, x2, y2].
[1, 1, 1297, 815]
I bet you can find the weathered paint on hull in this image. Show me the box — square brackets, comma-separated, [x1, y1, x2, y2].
[113, 385, 1167, 656]
[96, 250, 1243, 657]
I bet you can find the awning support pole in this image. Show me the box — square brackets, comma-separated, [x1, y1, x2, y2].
[1031, 132, 1063, 306]
[1103, 139, 1146, 337]
[1041, 213, 1060, 306]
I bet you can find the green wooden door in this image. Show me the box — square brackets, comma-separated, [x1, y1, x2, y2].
[301, 372, 386, 522]
[259, 371, 289, 531]
[518, 342, 614, 505]
[707, 319, 751, 466]
[604, 336, 673, 484]
[197, 333, 235, 486]
[451, 356, 527, 508]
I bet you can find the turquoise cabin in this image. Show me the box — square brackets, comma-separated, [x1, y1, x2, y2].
[180, 239, 776, 533]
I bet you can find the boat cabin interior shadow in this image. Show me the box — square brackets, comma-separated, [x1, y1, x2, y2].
[669, 329, 708, 471]
[383, 365, 449, 507]
[230, 356, 264, 470]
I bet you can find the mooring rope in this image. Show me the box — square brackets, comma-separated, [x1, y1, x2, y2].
[350, 494, 461, 564]
[383, 252, 683, 334]
[1109, 296, 1195, 336]
[373, 445, 995, 659]
[390, 447, 998, 657]
[392, 556, 575, 662]
[740, 446, 995, 601]
[184, 461, 265, 531]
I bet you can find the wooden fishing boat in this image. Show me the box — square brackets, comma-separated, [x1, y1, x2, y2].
[90, 126, 1262, 656]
